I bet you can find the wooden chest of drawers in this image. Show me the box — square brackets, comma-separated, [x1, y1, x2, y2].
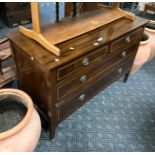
[7, 16, 148, 139]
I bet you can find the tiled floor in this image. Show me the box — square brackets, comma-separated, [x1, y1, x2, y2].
[35, 57, 155, 152]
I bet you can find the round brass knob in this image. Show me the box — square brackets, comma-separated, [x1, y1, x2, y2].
[118, 68, 123, 74]
[121, 51, 127, 58]
[78, 94, 86, 102]
[125, 36, 131, 43]
[79, 75, 87, 83]
[82, 58, 89, 66]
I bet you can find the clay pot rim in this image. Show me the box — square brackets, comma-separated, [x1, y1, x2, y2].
[0, 88, 33, 140]
[140, 32, 151, 45]
[145, 20, 155, 33]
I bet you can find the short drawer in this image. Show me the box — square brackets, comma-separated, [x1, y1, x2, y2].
[56, 45, 108, 81]
[110, 28, 142, 53]
[56, 44, 137, 100]
[57, 58, 133, 121]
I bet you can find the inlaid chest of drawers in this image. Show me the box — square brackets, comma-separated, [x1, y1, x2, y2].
[7, 16, 148, 139]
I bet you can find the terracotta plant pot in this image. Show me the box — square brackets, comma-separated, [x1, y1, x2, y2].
[145, 20, 155, 61]
[145, 20, 155, 36]
[131, 32, 151, 74]
[0, 89, 41, 152]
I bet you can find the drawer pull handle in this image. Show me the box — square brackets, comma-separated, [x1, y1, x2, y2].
[121, 51, 127, 58]
[125, 36, 131, 43]
[118, 68, 123, 74]
[82, 58, 89, 66]
[79, 75, 87, 83]
[78, 94, 86, 102]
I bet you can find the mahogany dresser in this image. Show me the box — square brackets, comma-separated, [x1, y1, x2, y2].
[7, 16, 148, 139]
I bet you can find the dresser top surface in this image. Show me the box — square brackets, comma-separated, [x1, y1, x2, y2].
[7, 16, 148, 70]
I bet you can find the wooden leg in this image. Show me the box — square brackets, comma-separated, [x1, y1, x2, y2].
[48, 116, 57, 140]
[123, 73, 129, 83]
[49, 125, 56, 140]
[0, 61, 3, 75]
[0, 20, 3, 28]
[51, 138, 56, 142]
[143, 11, 145, 17]
[143, 5, 147, 17]
[34, 104, 49, 129]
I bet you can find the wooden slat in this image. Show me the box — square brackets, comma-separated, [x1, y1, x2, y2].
[0, 38, 8, 44]
[0, 48, 12, 61]
[0, 39, 10, 51]
[0, 66, 16, 88]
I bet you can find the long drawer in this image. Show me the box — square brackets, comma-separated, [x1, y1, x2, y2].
[57, 58, 134, 121]
[56, 44, 137, 100]
[110, 28, 142, 53]
[56, 45, 108, 81]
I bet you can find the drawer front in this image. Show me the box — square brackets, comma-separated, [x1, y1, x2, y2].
[57, 58, 134, 121]
[110, 28, 142, 53]
[57, 44, 137, 100]
[57, 45, 108, 81]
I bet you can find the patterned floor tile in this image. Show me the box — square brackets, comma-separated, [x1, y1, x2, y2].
[35, 57, 155, 152]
